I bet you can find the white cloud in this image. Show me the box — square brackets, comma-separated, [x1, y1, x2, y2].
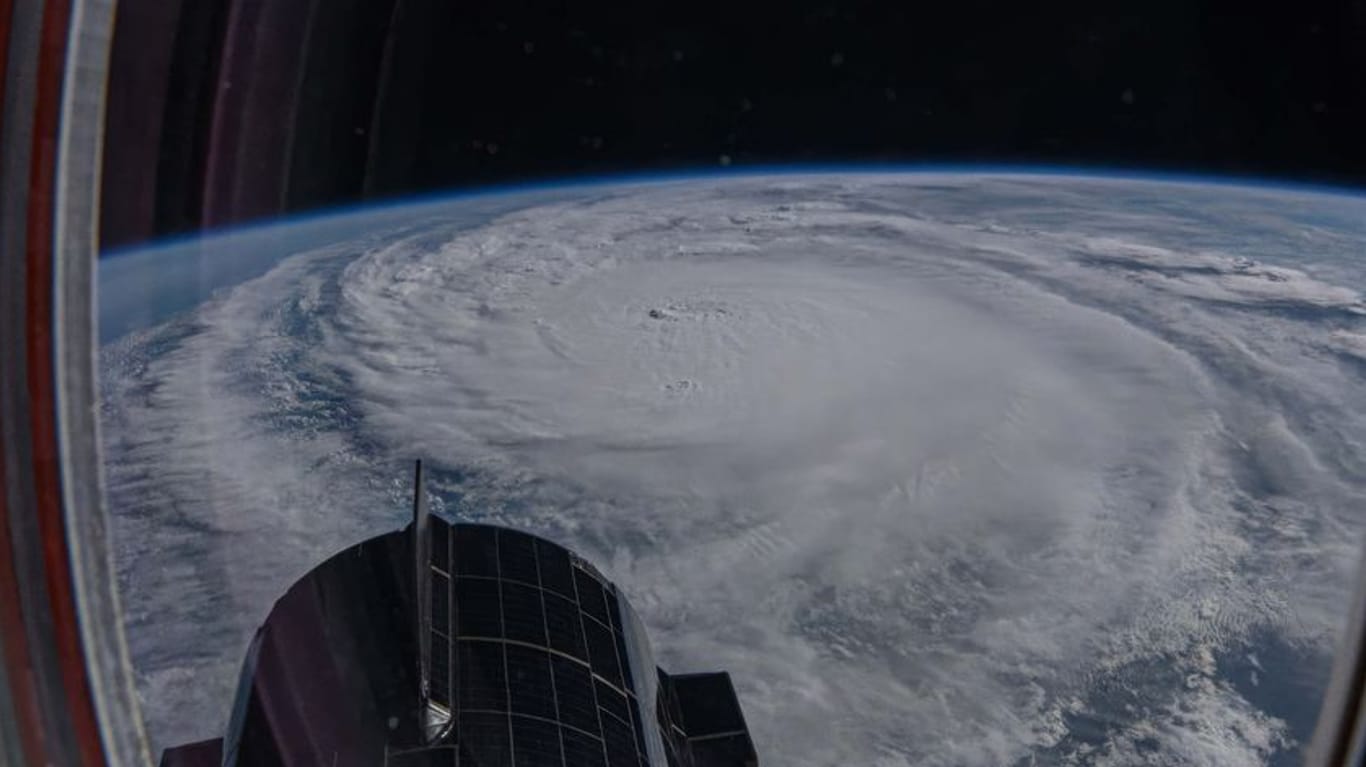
[101, 174, 1366, 763]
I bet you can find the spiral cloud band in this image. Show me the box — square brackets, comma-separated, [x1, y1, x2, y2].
[100, 173, 1366, 765]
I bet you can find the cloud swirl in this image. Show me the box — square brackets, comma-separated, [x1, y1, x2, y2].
[100, 174, 1366, 765]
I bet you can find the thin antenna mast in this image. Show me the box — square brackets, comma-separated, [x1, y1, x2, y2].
[412, 460, 431, 731]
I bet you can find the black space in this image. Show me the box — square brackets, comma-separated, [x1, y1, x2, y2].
[101, 0, 1366, 248]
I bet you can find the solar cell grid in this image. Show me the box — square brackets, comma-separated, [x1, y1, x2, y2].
[456, 527, 500, 577]
[575, 569, 611, 626]
[536, 541, 576, 599]
[506, 645, 557, 720]
[511, 715, 564, 767]
[543, 593, 586, 660]
[405, 525, 718, 767]
[560, 728, 607, 767]
[498, 530, 541, 586]
[550, 655, 600, 734]
[458, 641, 508, 712]
[183, 516, 750, 767]
[500, 581, 548, 646]
[601, 713, 638, 767]
[456, 578, 502, 638]
[595, 679, 629, 726]
[459, 712, 513, 767]
[584, 619, 623, 688]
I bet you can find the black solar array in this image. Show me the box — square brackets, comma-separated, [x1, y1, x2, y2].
[655, 669, 693, 767]
[511, 716, 563, 766]
[459, 713, 512, 767]
[506, 645, 556, 720]
[499, 530, 540, 586]
[544, 593, 585, 660]
[602, 712, 639, 767]
[596, 680, 630, 727]
[575, 569, 612, 627]
[203, 514, 752, 767]
[456, 579, 502, 638]
[436, 524, 655, 767]
[672, 674, 748, 736]
[458, 641, 508, 712]
[585, 619, 623, 689]
[502, 582, 547, 646]
[561, 728, 608, 767]
[456, 528, 499, 577]
[536, 539, 576, 599]
[550, 655, 598, 735]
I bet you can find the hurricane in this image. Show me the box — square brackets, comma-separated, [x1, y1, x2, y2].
[99, 171, 1366, 765]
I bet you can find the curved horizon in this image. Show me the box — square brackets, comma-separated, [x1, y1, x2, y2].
[101, 162, 1366, 261]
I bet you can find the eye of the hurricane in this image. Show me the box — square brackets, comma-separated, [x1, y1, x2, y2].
[481, 256, 1006, 451]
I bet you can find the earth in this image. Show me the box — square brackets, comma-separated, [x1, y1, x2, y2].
[98, 170, 1366, 766]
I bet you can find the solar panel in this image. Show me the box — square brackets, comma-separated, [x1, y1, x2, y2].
[457, 641, 508, 712]
[655, 677, 686, 756]
[536, 541, 576, 600]
[459, 712, 513, 767]
[500, 581, 547, 646]
[498, 530, 540, 587]
[550, 655, 599, 734]
[574, 569, 611, 626]
[543, 593, 585, 660]
[511, 715, 564, 767]
[505, 645, 557, 720]
[456, 526, 500, 577]
[559, 728, 607, 767]
[432, 520, 449, 573]
[601, 711, 639, 767]
[455, 578, 502, 638]
[584, 619, 623, 689]
[671, 672, 748, 735]
[595, 679, 629, 727]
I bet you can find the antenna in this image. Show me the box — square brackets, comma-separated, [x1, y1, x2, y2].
[412, 460, 431, 729]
